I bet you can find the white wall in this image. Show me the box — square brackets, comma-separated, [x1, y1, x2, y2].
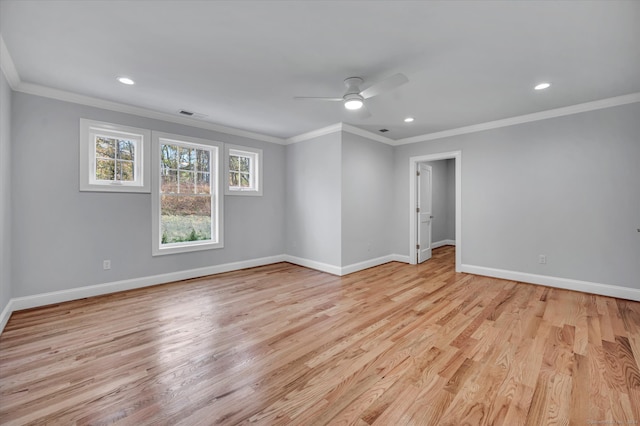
[285, 132, 342, 266]
[393, 102, 640, 289]
[10, 92, 286, 298]
[0, 71, 11, 314]
[341, 132, 394, 266]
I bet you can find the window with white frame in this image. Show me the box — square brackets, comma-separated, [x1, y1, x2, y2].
[152, 132, 223, 255]
[79, 119, 150, 192]
[225, 145, 263, 196]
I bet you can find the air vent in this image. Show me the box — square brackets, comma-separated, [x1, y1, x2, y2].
[379, 129, 389, 133]
[178, 110, 208, 119]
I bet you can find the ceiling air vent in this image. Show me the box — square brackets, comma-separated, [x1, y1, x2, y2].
[379, 129, 389, 133]
[178, 110, 208, 119]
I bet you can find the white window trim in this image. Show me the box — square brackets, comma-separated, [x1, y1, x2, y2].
[224, 144, 263, 196]
[151, 131, 224, 256]
[79, 119, 150, 193]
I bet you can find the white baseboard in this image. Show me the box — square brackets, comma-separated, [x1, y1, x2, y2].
[390, 254, 411, 264]
[341, 254, 400, 275]
[0, 299, 14, 335]
[282, 255, 342, 276]
[7, 255, 635, 335]
[432, 239, 456, 249]
[1, 252, 412, 334]
[461, 264, 640, 302]
[0, 255, 286, 334]
[284, 253, 412, 276]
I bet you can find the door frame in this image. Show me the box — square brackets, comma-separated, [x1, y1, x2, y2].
[408, 151, 462, 271]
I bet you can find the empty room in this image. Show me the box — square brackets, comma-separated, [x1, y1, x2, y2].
[1, 1, 639, 424]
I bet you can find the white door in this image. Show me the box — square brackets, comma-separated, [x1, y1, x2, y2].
[417, 163, 432, 263]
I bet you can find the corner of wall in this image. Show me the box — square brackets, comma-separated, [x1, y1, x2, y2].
[0, 67, 13, 324]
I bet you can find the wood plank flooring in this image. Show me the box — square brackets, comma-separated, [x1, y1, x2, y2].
[2, 246, 640, 425]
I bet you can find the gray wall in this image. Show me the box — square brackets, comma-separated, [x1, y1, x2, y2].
[421, 160, 455, 244]
[11, 92, 286, 297]
[341, 132, 393, 266]
[5, 89, 639, 304]
[445, 159, 456, 241]
[285, 132, 342, 266]
[0, 72, 11, 312]
[393, 102, 640, 289]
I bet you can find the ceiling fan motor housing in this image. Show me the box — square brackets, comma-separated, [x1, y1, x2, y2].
[343, 77, 364, 94]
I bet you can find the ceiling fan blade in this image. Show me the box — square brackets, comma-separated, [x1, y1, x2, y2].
[294, 97, 343, 101]
[360, 73, 408, 99]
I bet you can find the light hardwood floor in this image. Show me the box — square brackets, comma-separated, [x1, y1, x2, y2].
[2, 246, 640, 425]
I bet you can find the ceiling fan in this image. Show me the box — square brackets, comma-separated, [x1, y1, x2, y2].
[294, 73, 409, 117]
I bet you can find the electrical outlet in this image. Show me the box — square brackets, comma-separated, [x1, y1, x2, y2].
[538, 255, 547, 264]
[103, 260, 111, 270]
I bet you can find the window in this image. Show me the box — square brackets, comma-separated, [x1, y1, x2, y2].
[225, 145, 263, 196]
[151, 132, 223, 255]
[79, 119, 150, 192]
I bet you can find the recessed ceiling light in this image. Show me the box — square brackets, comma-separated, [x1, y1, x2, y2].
[117, 76, 135, 85]
[534, 82, 551, 90]
[404, 117, 414, 123]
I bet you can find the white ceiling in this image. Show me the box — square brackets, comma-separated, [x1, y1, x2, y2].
[1, 0, 639, 141]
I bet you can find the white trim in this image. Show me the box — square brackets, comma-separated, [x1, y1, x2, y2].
[390, 254, 411, 264]
[409, 152, 462, 272]
[284, 122, 393, 145]
[282, 255, 342, 276]
[3, 35, 637, 148]
[432, 239, 456, 249]
[0, 252, 407, 334]
[0, 255, 286, 333]
[13, 81, 285, 145]
[395, 93, 640, 145]
[341, 123, 394, 145]
[285, 123, 342, 144]
[461, 264, 640, 302]
[79, 119, 151, 193]
[283, 253, 412, 276]
[5, 254, 637, 335]
[151, 132, 224, 256]
[0, 35, 20, 89]
[224, 144, 263, 196]
[341, 254, 398, 275]
[0, 299, 14, 334]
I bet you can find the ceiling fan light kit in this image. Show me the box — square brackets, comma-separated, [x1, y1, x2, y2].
[344, 93, 364, 110]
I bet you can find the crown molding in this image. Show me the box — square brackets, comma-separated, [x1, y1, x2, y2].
[1, 37, 285, 145]
[0, 35, 20, 89]
[286, 92, 640, 147]
[4, 33, 638, 148]
[284, 123, 342, 144]
[285, 122, 394, 145]
[15, 82, 286, 144]
[341, 123, 394, 144]
[395, 92, 640, 145]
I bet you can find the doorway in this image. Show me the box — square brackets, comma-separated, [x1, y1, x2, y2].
[409, 151, 461, 272]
